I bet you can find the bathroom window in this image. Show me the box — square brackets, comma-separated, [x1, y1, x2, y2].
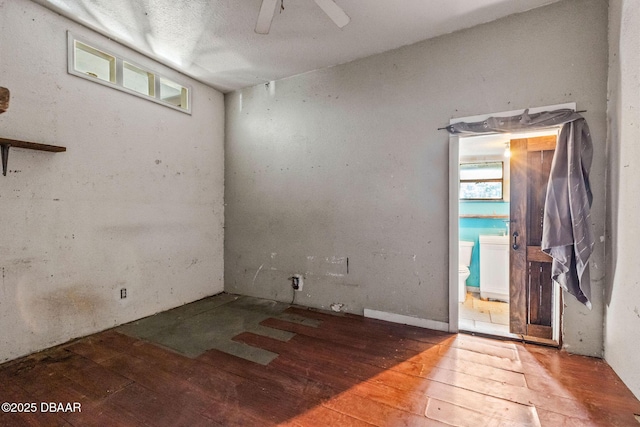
[459, 162, 504, 200]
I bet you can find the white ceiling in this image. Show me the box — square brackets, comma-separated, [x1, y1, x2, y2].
[33, 0, 559, 93]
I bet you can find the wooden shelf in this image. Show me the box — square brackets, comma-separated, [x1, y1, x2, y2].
[460, 214, 509, 219]
[0, 88, 66, 175]
[0, 137, 66, 176]
[0, 137, 66, 152]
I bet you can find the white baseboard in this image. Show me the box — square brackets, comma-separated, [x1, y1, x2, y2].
[363, 309, 449, 332]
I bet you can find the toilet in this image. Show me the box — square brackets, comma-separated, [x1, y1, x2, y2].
[459, 241, 474, 303]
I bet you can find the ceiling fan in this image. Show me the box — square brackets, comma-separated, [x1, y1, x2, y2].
[255, 0, 350, 34]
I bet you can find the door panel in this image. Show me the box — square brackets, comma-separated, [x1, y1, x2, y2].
[509, 138, 528, 335]
[509, 136, 559, 342]
[528, 262, 553, 339]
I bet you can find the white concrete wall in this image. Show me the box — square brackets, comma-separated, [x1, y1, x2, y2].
[605, 0, 640, 399]
[225, 0, 609, 356]
[0, 0, 225, 362]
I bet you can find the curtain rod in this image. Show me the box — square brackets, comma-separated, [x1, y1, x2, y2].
[437, 110, 587, 131]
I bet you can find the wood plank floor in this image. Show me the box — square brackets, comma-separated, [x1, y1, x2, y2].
[1, 305, 639, 426]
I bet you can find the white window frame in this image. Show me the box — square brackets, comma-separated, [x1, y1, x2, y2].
[67, 32, 191, 114]
[459, 161, 505, 200]
[73, 40, 116, 83]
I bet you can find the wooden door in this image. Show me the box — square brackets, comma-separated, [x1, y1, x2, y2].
[509, 136, 559, 343]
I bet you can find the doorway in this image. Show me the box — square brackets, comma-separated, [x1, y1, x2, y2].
[457, 133, 518, 339]
[448, 104, 574, 344]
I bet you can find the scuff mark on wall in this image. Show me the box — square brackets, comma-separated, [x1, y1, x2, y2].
[252, 263, 264, 286]
[330, 303, 344, 312]
[22, 284, 107, 335]
[40, 287, 102, 314]
[304, 255, 348, 277]
[325, 272, 345, 277]
[372, 251, 422, 287]
[372, 251, 417, 260]
[334, 282, 359, 288]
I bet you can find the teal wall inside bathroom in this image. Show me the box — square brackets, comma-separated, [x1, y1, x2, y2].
[459, 201, 509, 288]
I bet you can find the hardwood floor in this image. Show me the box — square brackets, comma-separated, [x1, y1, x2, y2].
[1, 304, 639, 426]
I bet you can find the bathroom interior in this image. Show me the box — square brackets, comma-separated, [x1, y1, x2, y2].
[458, 134, 516, 338]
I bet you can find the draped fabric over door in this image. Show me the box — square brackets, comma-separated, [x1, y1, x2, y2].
[447, 109, 594, 308]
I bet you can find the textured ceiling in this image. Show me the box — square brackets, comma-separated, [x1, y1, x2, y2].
[33, 0, 559, 93]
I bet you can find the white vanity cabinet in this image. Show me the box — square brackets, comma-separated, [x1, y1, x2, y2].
[479, 235, 510, 302]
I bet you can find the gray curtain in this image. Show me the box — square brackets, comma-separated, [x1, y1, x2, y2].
[447, 109, 594, 308]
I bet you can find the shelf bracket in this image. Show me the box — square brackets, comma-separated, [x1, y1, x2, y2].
[1, 143, 8, 176]
[0, 138, 66, 176]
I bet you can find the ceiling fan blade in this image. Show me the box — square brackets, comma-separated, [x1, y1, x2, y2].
[313, 0, 350, 28]
[255, 0, 279, 34]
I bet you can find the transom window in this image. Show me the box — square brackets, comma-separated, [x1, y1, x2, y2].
[74, 41, 115, 83]
[67, 32, 191, 114]
[459, 162, 504, 200]
[160, 78, 188, 109]
[123, 62, 155, 97]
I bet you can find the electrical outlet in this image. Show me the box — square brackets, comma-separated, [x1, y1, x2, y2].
[290, 274, 303, 291]
[120, 288, 127, 299]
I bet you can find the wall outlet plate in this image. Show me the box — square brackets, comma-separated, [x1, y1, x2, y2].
[291, 274, 303, 291]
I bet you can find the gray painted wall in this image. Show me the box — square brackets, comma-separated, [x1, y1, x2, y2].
[0, 0, 225, 362]
[605, 0, 640, 399]
[225, 0, 609, 356]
